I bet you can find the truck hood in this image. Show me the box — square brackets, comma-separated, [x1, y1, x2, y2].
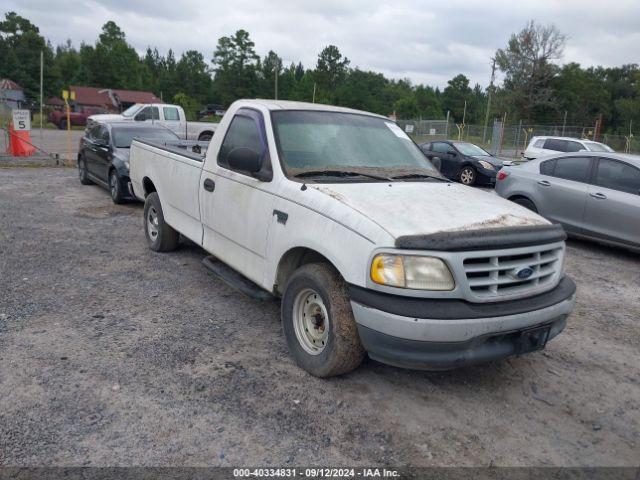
[309, 181, 548, 240]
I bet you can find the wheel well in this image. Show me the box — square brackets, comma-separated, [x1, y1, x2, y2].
[142, 177, 156, 197]
[508, 194, 538, 210]
[274, 247, 334, 296]
[198, 131, 213, 141]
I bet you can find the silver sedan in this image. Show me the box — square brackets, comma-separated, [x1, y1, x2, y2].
[495, 152, 640, 252]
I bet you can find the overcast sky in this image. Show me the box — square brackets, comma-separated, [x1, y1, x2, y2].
[5, 0, 640, 88]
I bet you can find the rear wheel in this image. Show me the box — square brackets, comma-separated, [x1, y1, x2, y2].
[78, 157, 92, 185]
[58, 118, 67, 130]
[512, 197, 538, 213]
[143, 192, 179, 252]
[198, 132, 213, 142]
[459, 166, 477, 185]
[281, 263, 365, 377]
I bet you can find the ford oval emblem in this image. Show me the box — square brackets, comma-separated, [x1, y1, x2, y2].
[513, 266, 534, 279]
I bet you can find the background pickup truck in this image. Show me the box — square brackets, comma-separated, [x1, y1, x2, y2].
[49, 106, 107, 129]
[88, 103, 218, 141]
[130, 99, 576, 378]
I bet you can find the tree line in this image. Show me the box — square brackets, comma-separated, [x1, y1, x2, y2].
[0, 11, 638, 133]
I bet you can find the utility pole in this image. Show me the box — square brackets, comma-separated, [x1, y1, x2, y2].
[312, 83, 316, 103]
[39, 50, 44, 142]
[483, 58, 496, 144]
[562, 110, 567, 136]
[274, 59, 279, 100]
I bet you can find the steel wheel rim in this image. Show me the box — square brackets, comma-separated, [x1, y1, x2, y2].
[292, 288, 329, 355]
[147, 206, 159, 240]
[461, 168, 475, 184]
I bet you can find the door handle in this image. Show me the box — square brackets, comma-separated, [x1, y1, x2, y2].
[589, 192, 607, 200]
[203, 178, 215, 192]
[537, 180, 551, 187]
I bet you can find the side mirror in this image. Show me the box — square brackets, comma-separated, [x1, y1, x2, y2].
[448, 150, 457, 156]
[430, 156, 442, 171]
[134, 114, 147, 122]
[227, 147, 261, 174]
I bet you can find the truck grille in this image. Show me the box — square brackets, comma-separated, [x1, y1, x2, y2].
[462, 245, 563, 300]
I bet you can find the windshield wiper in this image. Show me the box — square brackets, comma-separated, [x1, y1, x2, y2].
[390, 173, 447, 181]
[293, 170, 392, 181]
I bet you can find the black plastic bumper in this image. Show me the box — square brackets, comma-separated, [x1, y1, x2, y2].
[358, 315, 568, 371]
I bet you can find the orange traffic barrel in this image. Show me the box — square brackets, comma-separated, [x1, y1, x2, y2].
[7, 122, 36, 157]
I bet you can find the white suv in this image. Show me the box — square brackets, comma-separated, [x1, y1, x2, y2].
[524, 136, 613, 160]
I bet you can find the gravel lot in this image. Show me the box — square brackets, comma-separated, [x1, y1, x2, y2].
[0, 167, 638, 467]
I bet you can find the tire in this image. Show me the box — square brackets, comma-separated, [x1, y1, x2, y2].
[58, 118, 67, 130]
[78, 157, 92, 185]
[512, 197, 538, 213]
[459, 165, 477, 185]
[109, 170, 125, 204]
[198, 132, 213, 142]
[281, 263, 365, 377]
[143, 192, 179, 252]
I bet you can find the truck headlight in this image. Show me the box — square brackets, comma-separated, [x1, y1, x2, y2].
[478, 160, 495, 171]
[370, 254, 455, 290]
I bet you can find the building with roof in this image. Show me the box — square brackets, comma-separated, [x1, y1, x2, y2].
[69, 86, 162, 112]
[0, 79, 27, 109]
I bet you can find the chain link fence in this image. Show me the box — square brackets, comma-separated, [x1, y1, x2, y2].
[398, 118, 639, 159]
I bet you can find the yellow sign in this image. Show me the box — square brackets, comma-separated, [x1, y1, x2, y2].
[62, 89, 69, 100]
[70, 91, 76, 101]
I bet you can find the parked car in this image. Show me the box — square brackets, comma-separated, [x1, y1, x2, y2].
[49, 106, 107, 130]
[523, 136, 614, 160]
[87, 103, 218, 141]
[496, 152, 640, 252]
[197, 103, 225, 119]
[419, 140, 513, 186]
[129, 99, 576, 377]
[78, 122, 180, 203]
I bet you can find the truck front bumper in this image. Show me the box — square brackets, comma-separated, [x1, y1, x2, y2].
[349, 277, 576, 370]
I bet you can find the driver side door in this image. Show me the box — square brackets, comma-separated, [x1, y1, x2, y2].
[200, 108, 276, 286]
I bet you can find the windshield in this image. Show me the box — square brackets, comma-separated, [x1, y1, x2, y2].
[585, 142, 613, 152]
[271, 111, 440, 180]
[453, 142, 490, 156]
[112, 128, 179, 148]
[121, 104, 143, 118]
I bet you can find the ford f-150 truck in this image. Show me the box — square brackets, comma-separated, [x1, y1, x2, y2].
[129, 99, 576, 377]
[88, 103, 217, 141]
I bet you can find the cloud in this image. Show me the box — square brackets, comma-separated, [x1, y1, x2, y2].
[4, 0, 639, 88]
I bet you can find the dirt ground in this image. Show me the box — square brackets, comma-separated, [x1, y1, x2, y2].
[0, 167, 638, 467]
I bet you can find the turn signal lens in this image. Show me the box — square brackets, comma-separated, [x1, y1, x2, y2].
[370, 254, 455, 291]
[370, 254, 405, 287]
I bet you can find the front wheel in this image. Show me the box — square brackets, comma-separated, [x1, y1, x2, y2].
[109, 170, 125, 204]
[78, 157, 92, 185]
[143, 192, 179, 252]
[459, 166, 477, 185]
[281, 263, 365, 377]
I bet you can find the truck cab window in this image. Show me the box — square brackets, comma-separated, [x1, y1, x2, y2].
[163, 107, 180, 121]
[218, 114, 265, 171]
[135, 107, 159, 121]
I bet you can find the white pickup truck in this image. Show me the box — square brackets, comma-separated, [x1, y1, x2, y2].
[129, 99, 576, 377]
[88, 103, 217, 141]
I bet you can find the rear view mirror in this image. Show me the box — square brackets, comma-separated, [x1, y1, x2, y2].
[228, 147, 261, 173]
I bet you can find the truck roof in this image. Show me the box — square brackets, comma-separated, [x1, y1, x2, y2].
[233, 99, 388, 119]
